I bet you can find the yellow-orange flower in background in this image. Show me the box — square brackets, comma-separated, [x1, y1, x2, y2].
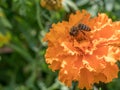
[44, 10, 120, 89]
[0, 32, 11, 47]
[40, 0, 63, 10]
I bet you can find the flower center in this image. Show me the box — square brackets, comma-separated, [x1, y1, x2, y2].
[70, 30, 92, 55]
[69, 23, 92, 54]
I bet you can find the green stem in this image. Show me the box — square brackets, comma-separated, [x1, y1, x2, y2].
[35, 0, 44, 30]
[9, 43, 33, 62]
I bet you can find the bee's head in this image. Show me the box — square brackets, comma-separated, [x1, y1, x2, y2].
[69, 26, 79, 36]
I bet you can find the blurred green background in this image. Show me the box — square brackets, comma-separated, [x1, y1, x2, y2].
[0, 0, 120, 90]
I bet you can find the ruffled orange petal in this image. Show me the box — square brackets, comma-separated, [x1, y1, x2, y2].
[58, 55, 83, 86]
[92, 13, 112, 30]
[78, 68, 94, 89]
[69, 10, 91, 27]
[94, 73, 107, 83]
[102, 63, 119, 82]
[83, 55, 105, 73]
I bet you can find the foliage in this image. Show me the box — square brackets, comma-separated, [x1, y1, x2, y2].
[0, 0, 120, 90]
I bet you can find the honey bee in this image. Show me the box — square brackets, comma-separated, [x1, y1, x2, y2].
[69, 23, 91, 37]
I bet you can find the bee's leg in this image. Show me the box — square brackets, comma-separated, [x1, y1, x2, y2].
[81, 30, 86, 35]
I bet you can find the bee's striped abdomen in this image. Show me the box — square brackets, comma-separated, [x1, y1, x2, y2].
[69, 23, 91, 37]
[78, 23, 91, 31]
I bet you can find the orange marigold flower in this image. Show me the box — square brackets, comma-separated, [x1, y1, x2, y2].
[40, 0, 63, 10]
[44, 10, 120, 89]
